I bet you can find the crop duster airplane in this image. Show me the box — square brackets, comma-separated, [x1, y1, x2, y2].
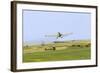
[45, 32, 73, 39]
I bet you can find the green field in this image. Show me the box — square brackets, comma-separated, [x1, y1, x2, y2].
[23, 40, 91, 62]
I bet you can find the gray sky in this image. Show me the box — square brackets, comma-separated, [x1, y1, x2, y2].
[23, 10, 91, 44]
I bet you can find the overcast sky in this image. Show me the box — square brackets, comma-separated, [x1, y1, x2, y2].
[23, 10, 91, 44]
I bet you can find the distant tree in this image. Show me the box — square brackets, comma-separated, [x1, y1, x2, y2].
[52, 47, 56, 51]
[26, 45, 29, 48]
[86, 43, 91, 47]
[77, 45, 81, 47]
[24, 45, 29, 49]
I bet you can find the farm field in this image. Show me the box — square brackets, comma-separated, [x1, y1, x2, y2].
[23, 40, 91, 62]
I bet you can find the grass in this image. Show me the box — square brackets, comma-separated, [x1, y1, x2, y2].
[23, 47, 91, 62]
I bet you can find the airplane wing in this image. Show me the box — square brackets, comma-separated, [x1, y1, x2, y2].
[45, 35, 57, 37]
[62, 33, 73, 36]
